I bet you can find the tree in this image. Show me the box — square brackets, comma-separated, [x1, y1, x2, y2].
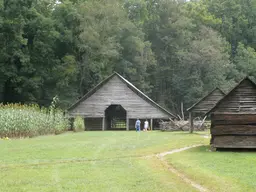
[176, 26, 232, 107]
[138, 0, 233, 113]
[75, 0, 156, 96]
[0, 0, 79, 107]
[234, 43, 256, 81]
[191, 0, 256, 57]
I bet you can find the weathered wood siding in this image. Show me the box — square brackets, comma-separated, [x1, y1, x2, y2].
[191, 89, 225, 113]
[211, 114, 256, 135]
[213, 80, 256, 113]
[128, 119, 136, 130]
[211, 113, 256, 148]
[84, 118, 103, 131]
[210, 79, 256, 148]
[213, 136, 256, 148]
[69, 76, 170, 119]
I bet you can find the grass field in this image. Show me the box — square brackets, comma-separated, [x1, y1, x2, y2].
[0, 131, 208, 192]
[166, 146, 256, 192]
[1, 131, 255, 192]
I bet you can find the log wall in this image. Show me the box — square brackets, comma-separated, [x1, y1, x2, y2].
[211, 113, 256, 148]
[213, 136, 256, 148]
[210, 79, 256, 148]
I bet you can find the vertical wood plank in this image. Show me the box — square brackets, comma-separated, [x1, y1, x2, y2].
[102, 116, 105, 131]
[189, 112, 194, 133]
[126, 117, 129, 131]
[68, 76, 171, 119]
[150, 119, 153, 131]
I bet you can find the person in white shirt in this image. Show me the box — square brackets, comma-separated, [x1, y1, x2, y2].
[144, 119, 149, 131]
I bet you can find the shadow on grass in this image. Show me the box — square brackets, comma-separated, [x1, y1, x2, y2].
[194, 145, 256, 153]
[160, 131, 209, 135]
[217, 148, 256, 153]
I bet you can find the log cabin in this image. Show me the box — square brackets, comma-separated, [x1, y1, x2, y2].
[67, 72, 176, 131]
[207, 77, 256, 148]
[187, 88, 225, 133]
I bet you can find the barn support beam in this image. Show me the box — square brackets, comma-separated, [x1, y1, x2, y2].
[102, 116, 105, 131]
[189, 112, 194, 133]
[150, 119, 153, 131]
[126, 117, 129, 131]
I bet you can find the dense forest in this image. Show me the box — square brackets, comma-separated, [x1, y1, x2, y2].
[0, 0, 256, 114]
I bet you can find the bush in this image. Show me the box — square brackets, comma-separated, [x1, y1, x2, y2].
[0, 103, 69, 138]
[73, 116, 85, 132]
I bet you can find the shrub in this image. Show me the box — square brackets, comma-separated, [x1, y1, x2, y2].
[0, 103, 69, 138]
[73, 116, 85, 132]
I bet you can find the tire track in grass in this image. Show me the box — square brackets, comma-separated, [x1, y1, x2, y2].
[157, 145, 203, 157]
[1, 142, 208, 192]
[155, 145, 208, 192]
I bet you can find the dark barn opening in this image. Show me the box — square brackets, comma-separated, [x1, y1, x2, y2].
[105, 105, 127, 130]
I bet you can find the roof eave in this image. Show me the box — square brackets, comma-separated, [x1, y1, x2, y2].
[187, 87, 225, 112]
[67, 73, 116, 111]
[67, 72, 176, 118]
[205, 76, 256, 115]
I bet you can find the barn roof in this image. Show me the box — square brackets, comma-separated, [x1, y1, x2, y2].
[187, 87, 225, 114]
[67, 72, 176, 118]
[206, 76, 256, 115]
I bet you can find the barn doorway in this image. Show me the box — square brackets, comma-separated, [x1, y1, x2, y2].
[105, 105, 127, 130]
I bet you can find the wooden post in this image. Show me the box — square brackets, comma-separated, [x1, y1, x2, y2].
[181, 102, 184, 120]
[189, 112, 194, 133]
[83, 118, 86, 131]
[126, 117, 129, 131]
[102, 116, 105, 131]
[150, 119, 153, 131]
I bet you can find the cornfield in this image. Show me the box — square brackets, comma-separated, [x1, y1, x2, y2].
[0, 104, 70, 138]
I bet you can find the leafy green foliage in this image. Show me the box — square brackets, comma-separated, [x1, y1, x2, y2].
[73, 116, 85, 132]
[176, 26, 232, 105]
[234, 43, 256, 80]
[1, 0, 256, 116]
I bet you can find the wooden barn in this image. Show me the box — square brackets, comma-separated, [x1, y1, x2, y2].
[187, 88, 225, 133]
[68, 72, 175, 131]
[207, 77, 256, 148]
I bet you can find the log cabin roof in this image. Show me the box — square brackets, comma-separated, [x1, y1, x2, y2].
[187, 87, 225, 114]
[67, 72, 176, 118]
[206, 76, 256, 115]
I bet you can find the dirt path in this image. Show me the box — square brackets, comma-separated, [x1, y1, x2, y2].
[155, 145, 208, 192]
[157, 144, 203, 157]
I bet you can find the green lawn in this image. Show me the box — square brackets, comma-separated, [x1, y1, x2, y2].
[4, 131, 256, 192]
[0, 131, 208, 192]
[166, 146, 256, 192]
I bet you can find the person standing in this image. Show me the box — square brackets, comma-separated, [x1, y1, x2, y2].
[144, 119, 149, 131]
[135, 119, 141, 132]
